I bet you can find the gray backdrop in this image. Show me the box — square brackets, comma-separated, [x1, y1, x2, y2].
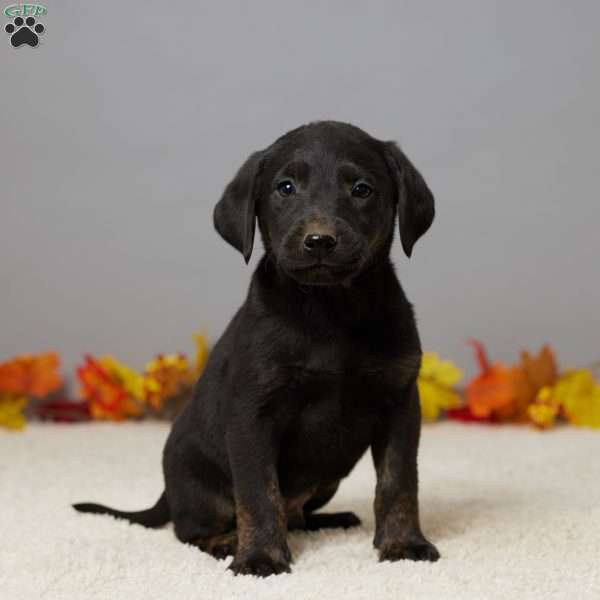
[2, 1, 599, 381]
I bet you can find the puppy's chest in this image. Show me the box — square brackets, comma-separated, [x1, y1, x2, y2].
[287, 337, 419, 394]
[281, 375, 374, 478]
[278, 345, 418, 485]
[284, 344, 419, 432]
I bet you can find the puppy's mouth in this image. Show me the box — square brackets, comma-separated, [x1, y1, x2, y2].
[281, 259, 361, 286]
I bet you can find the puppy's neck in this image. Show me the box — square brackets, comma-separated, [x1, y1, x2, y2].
[251, 254, 408, 323]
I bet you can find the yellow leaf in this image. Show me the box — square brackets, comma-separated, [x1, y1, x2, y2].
[144, 353, 194, 410]
[418, 353, 463, 421]
[193, 332, 209, 375]
[0, 393, 28, 431]
[528, 402, 559, 429]
[535, 369, 600, 429]
[99, 355, 147, 401]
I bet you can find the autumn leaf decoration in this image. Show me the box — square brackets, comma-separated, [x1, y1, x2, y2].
[0, 352, 63, 430]
[464, 340, 517, 420]
[77, 355, 145, 421]
[2, 333, 600, 431]
[454, 340, 559, 424]
[76, 332, 209, 422]
[529, 368, 600, 429]
[417, 353, 463, 421]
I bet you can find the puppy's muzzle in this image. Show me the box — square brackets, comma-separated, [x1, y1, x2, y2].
[303, 234, 337, 259]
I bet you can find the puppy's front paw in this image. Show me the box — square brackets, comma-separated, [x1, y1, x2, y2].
[228, 547, 292, 577]
[379, 537, 440, 563]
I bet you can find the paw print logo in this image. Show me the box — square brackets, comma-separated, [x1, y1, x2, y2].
[5, 16, 45, 47]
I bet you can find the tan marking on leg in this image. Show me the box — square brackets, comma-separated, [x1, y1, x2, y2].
[285, 486, 318, 529]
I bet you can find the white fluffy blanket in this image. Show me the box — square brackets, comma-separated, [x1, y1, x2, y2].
[2, 422, 598, 599]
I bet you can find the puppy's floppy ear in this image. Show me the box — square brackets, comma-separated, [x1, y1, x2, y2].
[382, 142, 435, 257]
[213, 151, 265, 263]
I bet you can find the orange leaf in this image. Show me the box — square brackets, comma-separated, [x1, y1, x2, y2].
[144, 353, 194, 411]
[465, 340, 517, 419]
[0, 352, 62, 397]
[77, 355, 141, 421]
[505, 345, 558, 422]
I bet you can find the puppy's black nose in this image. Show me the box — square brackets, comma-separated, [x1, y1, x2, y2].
[303, 234, 337, 257]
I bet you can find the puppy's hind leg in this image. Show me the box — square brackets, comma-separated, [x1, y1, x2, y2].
[194, 530, 238, 560]
[297, 481, 362, 531]
[165, 453, 236, 559]
[301, 512, 361, 531]
[170, 484, 236, 553]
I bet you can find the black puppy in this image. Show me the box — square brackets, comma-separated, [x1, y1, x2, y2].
[74, 121, 439, 576]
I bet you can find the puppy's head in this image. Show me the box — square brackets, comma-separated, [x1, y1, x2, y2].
[214, 121, 434, 286]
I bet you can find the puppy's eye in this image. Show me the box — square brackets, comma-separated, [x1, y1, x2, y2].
[351, 182, 372, 199]
[277, 180, 296, 197]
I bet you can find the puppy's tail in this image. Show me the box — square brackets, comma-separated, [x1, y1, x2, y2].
[72, 491, 170, 528]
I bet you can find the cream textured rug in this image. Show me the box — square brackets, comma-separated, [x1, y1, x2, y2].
[2, 422, 598, 599]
